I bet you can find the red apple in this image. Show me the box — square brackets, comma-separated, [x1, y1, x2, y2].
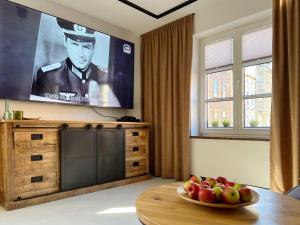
[198, 188, 215, 203]
[199, 181, 210, 189]
[189, 175, 202, 184]
[206, 177, 217, 187]
[216, 176, 227, 185]
[222, 187, 240, 204]
[187, 183, 200, 200]
[225, 181, 236, 188]
[183, 181, 194, 192]
[238, 187, 253, 202]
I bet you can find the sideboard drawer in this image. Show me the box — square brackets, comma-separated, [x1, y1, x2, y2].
[15, 151, 57, 176]
[126, 157, 147, 178]
[125, 129, 147, 144]
[125, 144, 146, 158]
[14, 131, 58, 149]
[14, 172, 58, 198]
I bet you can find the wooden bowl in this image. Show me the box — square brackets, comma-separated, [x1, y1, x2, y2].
[177, 186, 260, 208]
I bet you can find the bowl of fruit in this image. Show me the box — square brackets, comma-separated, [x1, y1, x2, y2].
[177, 176, 259, 208]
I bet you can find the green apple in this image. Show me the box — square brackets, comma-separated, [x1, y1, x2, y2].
[212, 186, 223, 201]
[214, 183, 225, 189]
[214, 182, 225, 189]
[233, 183, 245, 190]
[222, 187, 240, 204]
[206, 177, 217, 187]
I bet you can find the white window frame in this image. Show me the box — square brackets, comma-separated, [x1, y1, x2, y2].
[199, 20, 272, 138]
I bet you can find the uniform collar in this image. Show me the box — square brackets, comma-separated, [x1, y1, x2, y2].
[67, 58, 91, 81]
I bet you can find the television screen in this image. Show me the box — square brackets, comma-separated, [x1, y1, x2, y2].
[0, 0, 134, 108]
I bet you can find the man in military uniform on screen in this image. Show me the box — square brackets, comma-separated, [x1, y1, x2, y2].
[34, 18, 120, 107]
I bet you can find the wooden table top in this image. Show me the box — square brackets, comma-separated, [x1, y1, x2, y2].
[135, 183, 300, 225]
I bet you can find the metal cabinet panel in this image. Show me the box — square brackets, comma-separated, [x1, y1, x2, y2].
[97, 129, 125, 184]
[61, 129, 96, 191]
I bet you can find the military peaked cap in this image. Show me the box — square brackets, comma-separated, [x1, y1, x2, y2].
[57, 18, 96, 42]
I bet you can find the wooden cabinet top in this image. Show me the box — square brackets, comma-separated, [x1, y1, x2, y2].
[0, 120, 149, 128]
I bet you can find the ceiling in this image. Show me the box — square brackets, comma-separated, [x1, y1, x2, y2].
[49, 0, 215, 35]
[124, 0, 189, 15]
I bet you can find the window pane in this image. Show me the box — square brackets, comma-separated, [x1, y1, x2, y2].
[242, 27, 272, 62]
[244, 97, 271, 128]
[205, 39, 233, 70]
[244, 62, 272, 95]
[207, 101, 233, 128]
[207, 70, 233, 99]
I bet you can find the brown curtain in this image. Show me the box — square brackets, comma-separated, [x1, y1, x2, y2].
[141, 15, 193, 181]
[271, 0, 300, 192]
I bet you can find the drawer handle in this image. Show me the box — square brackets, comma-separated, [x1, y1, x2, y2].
[31, 176, 43, 183]
[132, 161, 140, 167]
[132, 147, 139, 152]
[132, 132, 139, 136]
[85, 124, 93, 129]
[31, 134, 43, 140]
[31, 155, 43, 161]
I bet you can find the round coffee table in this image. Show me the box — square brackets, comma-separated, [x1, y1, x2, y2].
[135, 183, 300, 225]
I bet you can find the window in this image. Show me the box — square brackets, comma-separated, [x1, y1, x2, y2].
[199, 23, 272, 137]
[242, 27, 272, 129]
[205, 38, 234, 129]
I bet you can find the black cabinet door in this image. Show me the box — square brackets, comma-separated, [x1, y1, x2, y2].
[97, 129, 125, 184]
[61, 129, 96, 191]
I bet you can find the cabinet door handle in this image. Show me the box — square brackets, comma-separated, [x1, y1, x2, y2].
[31, 176, 43, 183]
[132, 162, 140, 167]
[132, 132, 139, 136]
[132, 147, 139, 152]
[31, 155, 43, 161]
[31, 134, 43, 140]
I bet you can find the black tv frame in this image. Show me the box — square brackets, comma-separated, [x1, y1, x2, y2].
[1, 0, 135, 109]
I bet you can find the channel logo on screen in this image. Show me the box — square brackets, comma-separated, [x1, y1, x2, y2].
[123, 44, 131, 54]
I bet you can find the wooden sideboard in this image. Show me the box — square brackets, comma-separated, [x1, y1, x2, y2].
[0, 120, 150, 210]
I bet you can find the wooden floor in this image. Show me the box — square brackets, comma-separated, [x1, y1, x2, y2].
[0, 178, 173, 225]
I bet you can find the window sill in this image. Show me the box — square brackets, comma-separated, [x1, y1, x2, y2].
[190, 134, 269, 141]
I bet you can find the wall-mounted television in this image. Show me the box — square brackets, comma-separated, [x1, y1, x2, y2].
[0, 0, 134, 108]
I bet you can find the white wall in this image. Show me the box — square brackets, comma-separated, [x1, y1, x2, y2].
[191, 139, 270, 188]
[191, 0, 272, 188]
[0, 0, 141, 121]
[194, 0, 272, 34]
